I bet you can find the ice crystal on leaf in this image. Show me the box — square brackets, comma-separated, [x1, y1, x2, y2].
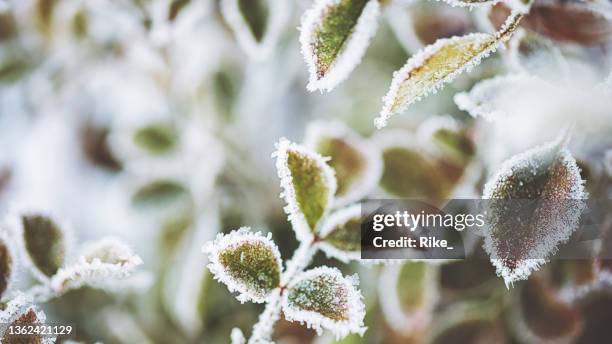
[375, 13, 523, 129]
[304, 121, 382, 207]
[230, 327, 246, 344]
[317, 204, 363, 262]
[221, 0, 289, 60]
[274, 138, 336, 242]
[482, 132, 586, 287]
[282, 266, 366, 339]
[300, 0, 381, 92]
[204, 228, 282, 303]
[441, 0, 502, 8]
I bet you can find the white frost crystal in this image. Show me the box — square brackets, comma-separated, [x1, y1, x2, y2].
[482, 133, 586, 287]
[282, 266, 366, 339]
[50, 237, 142, 293]
[300, 0, 381, 92]
[203, 228, 282, 303]
[273, 138, 337, 242]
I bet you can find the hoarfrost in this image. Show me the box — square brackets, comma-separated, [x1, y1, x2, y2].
[300, 0, 380, 92]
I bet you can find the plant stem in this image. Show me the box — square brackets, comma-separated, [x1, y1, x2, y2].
[281, 239, 317, 287]
[245, 239, 318, 343]
[247, 290, 282, 344]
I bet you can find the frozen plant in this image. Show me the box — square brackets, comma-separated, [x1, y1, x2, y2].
[295, 0, 536, 127]
[203, 127, 386, 343]
[0, 208, 143, 341]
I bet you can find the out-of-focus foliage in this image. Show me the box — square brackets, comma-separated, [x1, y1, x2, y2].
[0, 0, 611, 343]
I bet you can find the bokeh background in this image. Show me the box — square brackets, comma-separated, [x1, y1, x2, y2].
[1, 0, 612, 343]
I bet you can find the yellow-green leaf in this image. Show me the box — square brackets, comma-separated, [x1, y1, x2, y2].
[375, 14, 522, 129]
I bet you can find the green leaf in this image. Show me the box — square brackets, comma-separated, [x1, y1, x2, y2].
[282, 266, 365, 339]
[21, 214, 65, 278]
[319, 205, 363, 262]
[238, 0, 268, 42]
[483, 132, 586, 286]
[300, 0, 381, 92]
[204, 228, 282, 303]
[132, 180, 190, 208]
[0, 237, 12, 298]
[379, 263, 438, 335]
[375, 13, 522, 128]
[379, 144, 451, 200]
[133, 123, 178, 154]
[305, 121, 382, 206]
[275, 138, 336, 241]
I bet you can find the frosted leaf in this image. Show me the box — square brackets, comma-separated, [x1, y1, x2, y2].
[512, 276, 581, 343]
[377, 132, 452, 199]
[13, 211, 67, 281]
[379, 263, 438, 335]
[0, 294, 55, 344]
[273, 138, 337, 242]
[417, 115, 475, 170]
[317, 204, 363, 262]
[203, 228, 282, 303]
[490, 0, 612, 45]
[300, 0, 381, 92]
[50, 237, 142, 294]
[221, 0, 289, 60]
[374, 13, 522, 129]
[133, 122, 178, 155]
[282, 266, 366, 339]
[304, 121, 382, 207]
[454, 74, 548, 120]
[0, 234, 13, 298]
[482, 132, 587, 286]
[441, 0, 502, 8]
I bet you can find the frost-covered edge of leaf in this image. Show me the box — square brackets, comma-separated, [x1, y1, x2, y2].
[3, 206, 74, 284]
[482, 138, 587, 287]
[220, 0, 290, 60]
[273, 138, 337, 243]
[378, 264, 438, 335]
[300, 0, 381, 92]
[374, 13, 522, 129]
[49, 237, 143, 295]
[304, 121, 382, 207]
[0, 293, 56, 343]
[281, 266, 366, 339]
[439, 0, 503, 9]
[203, 227, 282, 303]
[454, 74, 543, 120]
[317, 204, 362, 263]
[0, 231, 16, 299]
